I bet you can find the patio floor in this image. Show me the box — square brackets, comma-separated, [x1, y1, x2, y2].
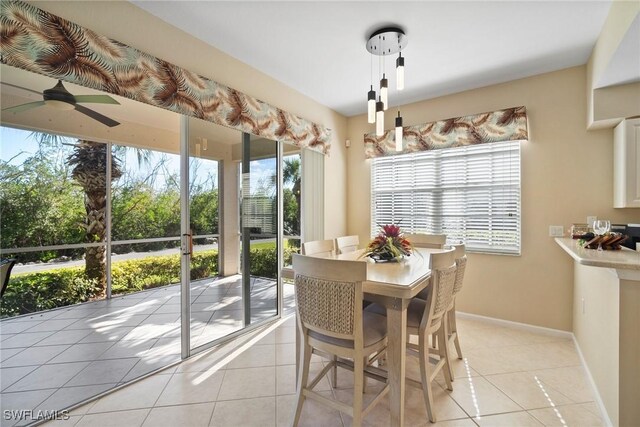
[0, 275, 295, 427]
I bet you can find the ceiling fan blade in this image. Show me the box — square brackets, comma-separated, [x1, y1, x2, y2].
[74, 95, 120, 105]
[2, 101, 46, 113]
[0, 82, 43, 96]
[74, 104, 120, 127]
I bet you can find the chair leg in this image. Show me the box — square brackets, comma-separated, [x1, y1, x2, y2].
[444, 313, 454, 382]
[363, 356, 368, 393]
[352, 355, 364, 426]
[292, 341, 312, 427]
[331, 355, 338, 388]
[418, 332, 436, 423]
[449, 306, 463, 359]
[438, 324, 453, 391]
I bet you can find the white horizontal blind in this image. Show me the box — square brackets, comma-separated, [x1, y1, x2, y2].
[371, 141, 521, 255]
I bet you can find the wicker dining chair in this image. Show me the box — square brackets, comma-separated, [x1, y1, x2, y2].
[404, 233, 447, 249]
[335, 235, 360, 254]
[301, 239, 335, 257]
[365, 248, 457, 423]
[408, 233, 447, 301]
[292, 254, 388, 427]
[406, 248, 457, 423]
[447, 244, 467, 361]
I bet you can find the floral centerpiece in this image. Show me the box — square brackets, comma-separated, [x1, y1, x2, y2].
[363, 224, 413, 262]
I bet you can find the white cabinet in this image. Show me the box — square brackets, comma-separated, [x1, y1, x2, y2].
[614, 118, 640, 208]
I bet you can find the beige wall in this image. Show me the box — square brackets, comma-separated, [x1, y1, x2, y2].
[28, 0, 349, 239]
[347, 65, 640, 331]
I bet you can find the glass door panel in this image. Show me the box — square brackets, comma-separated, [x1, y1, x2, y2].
[282, 145, 301, 315]
[241, 134, 279, 325]
[186, 117, 241, 351]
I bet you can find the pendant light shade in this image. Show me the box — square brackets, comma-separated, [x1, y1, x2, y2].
[380, 75, 388, 110]
[395, 111, 403, 151]
[396, 53, 405, 91]
[376, 98, 384, 136]
[367, 86, 376, 124]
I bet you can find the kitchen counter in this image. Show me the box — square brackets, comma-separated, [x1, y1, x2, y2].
[555, 237, 640, 272]
[555, 237, 640, 426]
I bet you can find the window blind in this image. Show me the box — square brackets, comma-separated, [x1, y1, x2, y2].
[371, 141, 521, 255]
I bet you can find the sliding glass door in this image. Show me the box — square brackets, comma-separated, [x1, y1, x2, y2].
[181, 119, 282, 355]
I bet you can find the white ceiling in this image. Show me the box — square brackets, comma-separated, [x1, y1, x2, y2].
[133, 1, 613, 117]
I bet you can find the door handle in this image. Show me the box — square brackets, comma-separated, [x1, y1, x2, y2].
[182, 233, 193, 256]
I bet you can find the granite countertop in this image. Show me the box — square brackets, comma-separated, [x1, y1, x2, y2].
[555, 237, 640, 271]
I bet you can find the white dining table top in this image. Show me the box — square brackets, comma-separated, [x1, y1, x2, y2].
[320, 247, 443, 299]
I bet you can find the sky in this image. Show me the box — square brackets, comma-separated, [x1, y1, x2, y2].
[0, 125, 296, 194]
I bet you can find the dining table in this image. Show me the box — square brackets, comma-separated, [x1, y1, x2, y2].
[293, 247, 444, 427]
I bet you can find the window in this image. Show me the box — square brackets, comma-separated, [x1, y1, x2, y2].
[371, 141, 521, 255]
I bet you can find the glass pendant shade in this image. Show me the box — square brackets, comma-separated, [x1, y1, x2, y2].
[367, 86, 376, 124]
[396, 54, 405, 91]
[376, 99, 384, 136]
[380, 75, 388, 110]
[395, 111, 403, 151]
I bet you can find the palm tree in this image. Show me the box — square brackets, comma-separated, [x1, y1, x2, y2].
[67, 141, 122, 294]
[32, 132, 154, 295]
[283, 157, 301, 239]
[283, 157, 301, 214]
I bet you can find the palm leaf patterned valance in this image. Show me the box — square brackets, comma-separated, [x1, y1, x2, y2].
[0, 1, 332, 155]
[364, 106, 528, 158]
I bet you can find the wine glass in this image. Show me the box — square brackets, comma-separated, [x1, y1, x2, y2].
[593, 220, 611, 251]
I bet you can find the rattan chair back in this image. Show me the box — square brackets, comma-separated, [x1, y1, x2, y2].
[452, 244, 467, 296]
[292, 254, 366, 340]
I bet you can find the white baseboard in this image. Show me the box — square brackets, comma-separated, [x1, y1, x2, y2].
[456, 311, 573, 339]
[572, 336, 613, 427]
[456, 311, 612, 427]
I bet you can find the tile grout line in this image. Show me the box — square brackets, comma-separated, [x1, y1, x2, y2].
[482, 369, 586, 410]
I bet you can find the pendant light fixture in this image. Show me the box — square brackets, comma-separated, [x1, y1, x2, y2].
[376, 97, 385, 136]
[396, 53, 405, 90]
[367, 54, 376, 123]
[380, 74, 388, 110]
[366, 27, 407, 136]
[367, 86, 376, 123]
[395, 111, 403, 151]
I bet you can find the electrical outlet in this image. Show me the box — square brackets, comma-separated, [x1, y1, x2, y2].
[549, 226, 564, 237]
[587, 216, 597, 228]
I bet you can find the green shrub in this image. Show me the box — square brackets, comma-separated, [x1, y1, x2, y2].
[0, 247, 292, 318]
[249, 245, 293, 279]
[1, 250, 219, 318]
[0, 269, 99, 317]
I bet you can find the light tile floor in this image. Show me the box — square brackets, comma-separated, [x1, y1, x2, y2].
[32, 314, 605, 427]
[0, 276, 295, 427]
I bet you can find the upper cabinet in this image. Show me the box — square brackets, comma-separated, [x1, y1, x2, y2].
[614, 118, 640, 208]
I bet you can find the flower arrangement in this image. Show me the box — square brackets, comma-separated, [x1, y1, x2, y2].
[363, 224, 413, 262]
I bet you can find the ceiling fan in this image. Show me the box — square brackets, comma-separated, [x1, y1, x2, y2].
[2, 80, 121, 127]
